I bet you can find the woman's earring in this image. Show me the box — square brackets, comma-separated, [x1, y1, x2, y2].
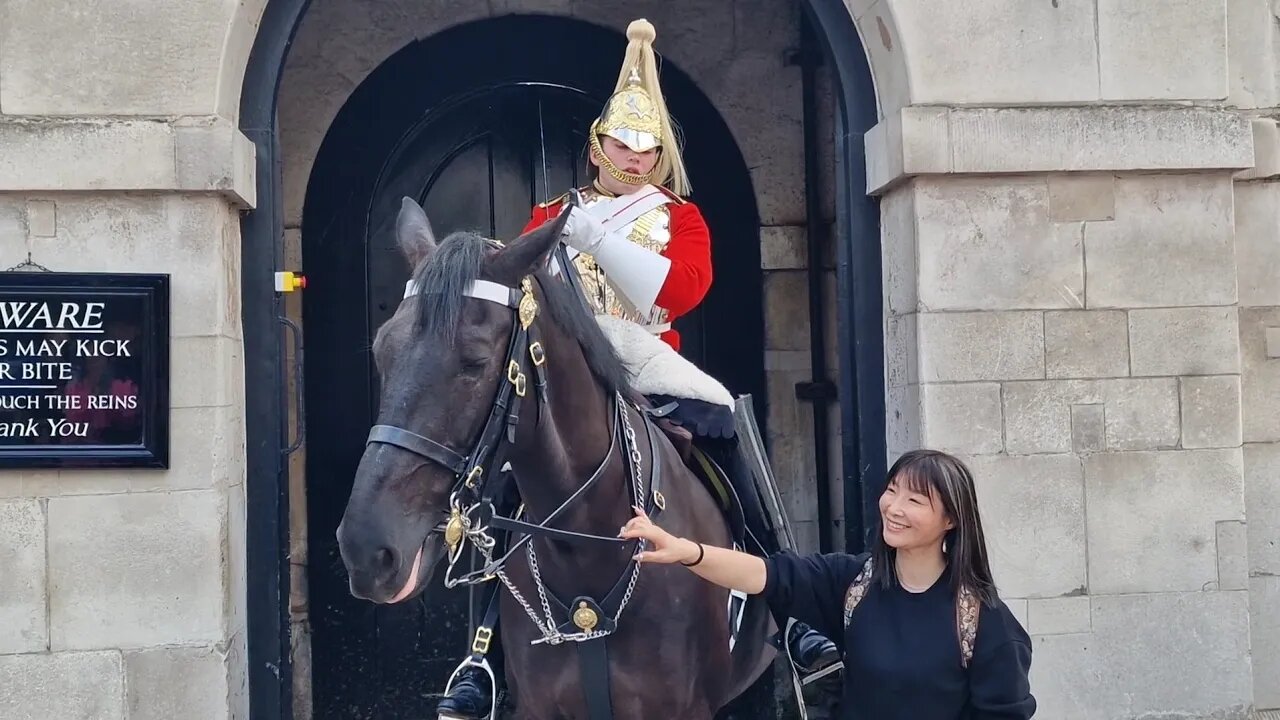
[942, 537, 949, 554]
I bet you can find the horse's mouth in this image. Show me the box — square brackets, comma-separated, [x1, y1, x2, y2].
[385, 533, 443, 604]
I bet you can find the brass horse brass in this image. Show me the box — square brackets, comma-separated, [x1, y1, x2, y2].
[572, 601, 599, 632]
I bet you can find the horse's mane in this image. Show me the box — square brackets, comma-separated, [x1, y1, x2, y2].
[411, 231, 632, 397]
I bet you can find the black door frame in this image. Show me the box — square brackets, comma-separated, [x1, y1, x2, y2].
[238, 2, 883, 717]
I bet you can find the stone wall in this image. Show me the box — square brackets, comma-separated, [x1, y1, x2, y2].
[1230, 0, 1280, 711]
[0, 193, 250, 719]
[864, 0, 1276, 715]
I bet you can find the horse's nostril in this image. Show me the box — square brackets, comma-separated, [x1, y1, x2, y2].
[374, 546, 398, 575]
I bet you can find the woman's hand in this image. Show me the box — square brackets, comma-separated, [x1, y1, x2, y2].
[619, 505, 699, 565]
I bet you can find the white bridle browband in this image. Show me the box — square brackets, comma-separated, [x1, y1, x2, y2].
[404, 278, 514, 305]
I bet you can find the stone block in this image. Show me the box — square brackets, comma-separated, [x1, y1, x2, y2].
[1084, 449, 1244, 594]
[172, 336, 242, 408]
[0, 202, 27, 267]
[964, 454, 1086, 598]
[917, 312, 1044, 382]
[886, 384, 921, 454]
[865, 107, 949, 194]
[1215, 520, 1249, 591]
[1004, 598, 1029, 633]
[0, 651, 124, 720]
[914, 178, 1084, 311]
[1031, 591, 1252, 719]
[763, 272, 811, 351]
[1245, 442, 1280, 576]
[1228, 0, 1280, 108]
[0, 119, 176, 192]
[492, 0, 572, 12]
[26, 200, 56, 238]
[884, 313, 918, 388]
[1241, 308, 1280, 442]
[855, 2, 910, 117]
[1044, 310, 1129, 379]
[1233, 182, 1280, 307]
[880, 186, 917, 315]
[0, 499, 47, 653]
[1129, 307, 1240, 376]
[713, 51, 804, 226]
[0, 0, 227, 114]
[226, 482, 249, 649]
[0, 407, 241, 498]
[893, 0, 1099, 104]
[1085, 175, 1237, 309]
[1098, 0, 1228, 100]
[760, 226, 807, 270]
[126, 645, 229, 720]
[1237, 118, 1280, 181]
[28, 196, 238, 338]
[1251, 575, 1280, 709]
[1270, 327, 1280, 359]
[919, 383, 1003, 455]
[1070, 404, 1105, 454]
[1047, 174, 1115, 222]
[0, 120, 254, 203]
[1027, 596, 1091, 636]
[946, 107, 1253, 175]
[175, 123, 257, 210]
[48, 491, 225, 650]
[1181, 375, 1242, 449]
[1003, 378, 1179, 454]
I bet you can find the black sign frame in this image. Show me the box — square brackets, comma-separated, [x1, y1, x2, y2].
[0, 271, 170, 469]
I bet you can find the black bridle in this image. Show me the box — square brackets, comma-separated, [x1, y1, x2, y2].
[364, 268, 665, 584]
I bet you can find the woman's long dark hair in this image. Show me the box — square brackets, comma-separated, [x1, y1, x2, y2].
[870, 449, 1000, 606]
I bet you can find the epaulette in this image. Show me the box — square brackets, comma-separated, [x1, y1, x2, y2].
[536, 190, 575, 209]
[655, 185, 688, 205]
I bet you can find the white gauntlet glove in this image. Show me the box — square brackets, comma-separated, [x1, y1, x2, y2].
[555, 204, 672, 318]
[559, 204, 609, 255]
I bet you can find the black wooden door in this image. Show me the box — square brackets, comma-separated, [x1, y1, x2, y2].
[301, 16, 764, 719]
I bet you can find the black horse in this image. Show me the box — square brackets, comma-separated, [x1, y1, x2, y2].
[336, 198, 776, 719]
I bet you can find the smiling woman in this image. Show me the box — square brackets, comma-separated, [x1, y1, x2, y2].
[620, 448, 1038, 720]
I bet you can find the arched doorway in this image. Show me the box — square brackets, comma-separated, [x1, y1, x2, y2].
[299, 16, 764, 717]
[238, 3, 882, 718]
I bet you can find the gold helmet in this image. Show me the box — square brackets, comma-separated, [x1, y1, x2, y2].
[589, 19, 690, 196]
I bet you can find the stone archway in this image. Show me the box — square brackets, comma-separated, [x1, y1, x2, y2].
[233, 2, 890, 717]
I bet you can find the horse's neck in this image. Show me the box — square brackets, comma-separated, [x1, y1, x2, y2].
[508, 320, 629, 542]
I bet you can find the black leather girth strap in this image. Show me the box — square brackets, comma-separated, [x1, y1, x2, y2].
[577, 636, 614, 720]
[468, 585, 502, 663]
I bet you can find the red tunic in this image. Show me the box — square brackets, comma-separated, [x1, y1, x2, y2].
[522, 189, 713, 352]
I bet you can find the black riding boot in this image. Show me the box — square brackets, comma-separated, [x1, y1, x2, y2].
[436, 664, 493, 720]
[787, 620, 839, 673]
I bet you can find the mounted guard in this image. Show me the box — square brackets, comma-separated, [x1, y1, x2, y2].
[434, 18, 837, 720]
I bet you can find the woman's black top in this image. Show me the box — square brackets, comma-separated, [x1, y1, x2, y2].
[763, 551, 1036, 719]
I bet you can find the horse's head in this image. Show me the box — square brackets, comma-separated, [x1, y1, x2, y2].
[337, 196, 568, 604]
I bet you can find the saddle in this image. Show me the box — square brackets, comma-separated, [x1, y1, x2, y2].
[633, 391, 750, 553]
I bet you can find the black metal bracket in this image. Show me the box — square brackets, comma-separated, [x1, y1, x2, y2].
[794, 380, 837, 403]
[278, 316, 305, 457]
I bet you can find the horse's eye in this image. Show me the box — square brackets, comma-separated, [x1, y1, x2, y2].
[460, 353, 490, 371]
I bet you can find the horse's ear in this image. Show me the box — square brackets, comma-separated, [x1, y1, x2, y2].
[396, 196, 437, 268]
[488, 210, 570, 285]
